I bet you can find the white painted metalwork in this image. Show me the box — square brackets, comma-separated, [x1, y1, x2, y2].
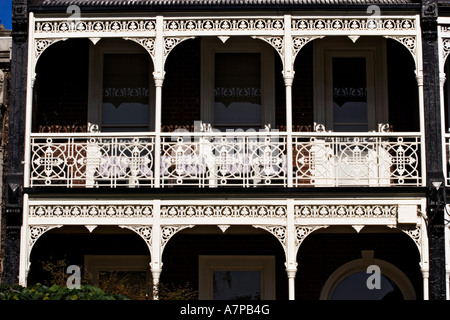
[29, 131, 422, 188]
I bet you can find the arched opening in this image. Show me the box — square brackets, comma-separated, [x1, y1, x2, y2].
[32, 38, 90, 133]
[32, 37, 156, 134]
[320, 250, 416, 300]
[160, 225, 287, 300]
[162, 36, 284, 132]
[27, 225, 151, 299]
[291, 35, 419, 133]
[296, 225, 422, 300]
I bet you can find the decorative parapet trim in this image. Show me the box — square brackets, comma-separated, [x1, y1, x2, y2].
[294, 205, 397, 218]
[161, 205, 287, 218]
[163, 18, 284, 34]
[291, 17, 416, 34]
[35, 19, 156, 35]
[29, 205, 153, 218]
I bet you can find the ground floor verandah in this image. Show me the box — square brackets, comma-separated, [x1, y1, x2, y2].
[20, 194, 427, 300]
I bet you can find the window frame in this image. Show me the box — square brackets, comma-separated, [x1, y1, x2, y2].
[319, 250, 416, 300]
[314, 37, 389, 132]
[88, 39, 155, 132]
[84, 255, 152, 287]
[200, 37, 275, 130]
[198, 255, 276, 300]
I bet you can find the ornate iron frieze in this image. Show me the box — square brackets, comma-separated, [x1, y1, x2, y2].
[35, 19, 156, 34]
[291, 18, 416, 32]
[163, 18, 284, 33]
[295, 205, 397, 218]
[161, 205, 287, 218]
[29, 205, 153, 218]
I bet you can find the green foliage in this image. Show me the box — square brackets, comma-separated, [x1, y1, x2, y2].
[17, 259, 198, 300]
[0, 283, 129, 300]
[158, 282, 198, 300]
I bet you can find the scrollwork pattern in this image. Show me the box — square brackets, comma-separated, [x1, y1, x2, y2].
[161, 205, 286, 218]
[295, 205, 397, 218]
[30, 205, 153, 218]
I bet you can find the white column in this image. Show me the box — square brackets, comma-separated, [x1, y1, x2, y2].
[23, 12, 36, 189]
[446, 224, 450, 300]
[284, 15, 295, 188]
[153, 16, 165, 187]
[151, 200, 162, 299]
[415, 16, 427, 186]
[18, 194, 30, 286]
[421, 217, 430, 300]
[285, 199, 297, 300]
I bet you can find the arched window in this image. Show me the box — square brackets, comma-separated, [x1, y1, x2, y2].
[319, 250, 416, 300]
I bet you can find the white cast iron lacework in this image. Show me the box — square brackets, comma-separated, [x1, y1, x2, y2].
[161, 225, 194, 249]
[120, 225, 152, 248]
[30, 135, 155, 187]
[293, 133, 421, 187]
[35, 19, 156, 34]
[163, 18, 284, 33]
[29, 132, 421, 187]
[161, 205, 286, 218]
[29, 205, 153, 218]
[291, 18, 416, 32]
[294, 205, 397, 218]
[29, 225, 62, 251]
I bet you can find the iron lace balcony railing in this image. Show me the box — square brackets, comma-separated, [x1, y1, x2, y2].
[29, 131, 422, 188]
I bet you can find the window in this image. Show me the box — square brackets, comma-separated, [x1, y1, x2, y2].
[314, 37, 388, 132]
[201, 37, 275, 131]
[88, 39, 154, 132]
[319, 251, 416, 300]
[84, 255, 152, 290]
[198, 255, 275, 300]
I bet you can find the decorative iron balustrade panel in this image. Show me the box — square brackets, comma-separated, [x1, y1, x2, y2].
[29, 133, 422, 188]
[30, 136, 155, 187]
[160, 134, 287, 187]
[293, 135, 421, 187]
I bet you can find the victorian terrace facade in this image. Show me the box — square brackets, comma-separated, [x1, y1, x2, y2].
[3, 0, 449, 300]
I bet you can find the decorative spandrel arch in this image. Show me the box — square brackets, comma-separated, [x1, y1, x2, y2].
[29, 225, 63, 253]
[119, 225, 153, 254]
[23, 225, 63, 283]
